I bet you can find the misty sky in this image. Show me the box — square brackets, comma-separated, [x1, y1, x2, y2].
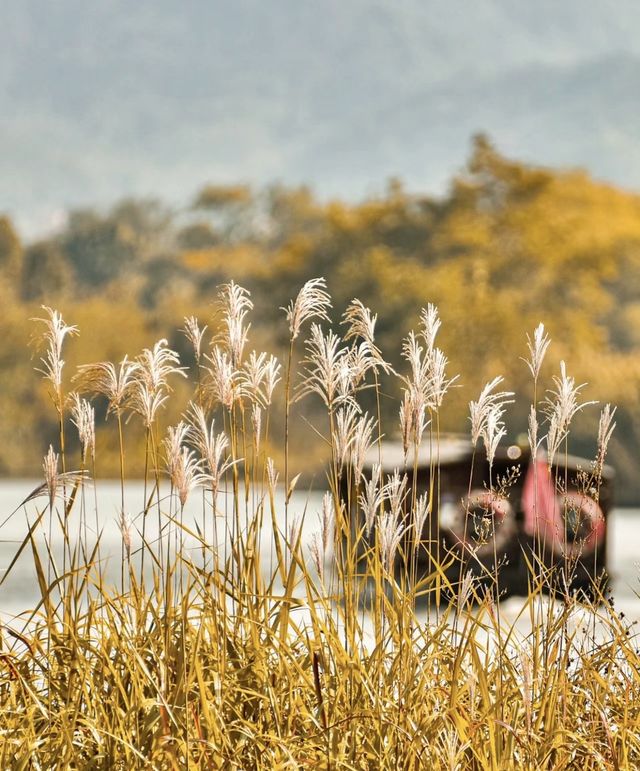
[2, 0, 640, 235]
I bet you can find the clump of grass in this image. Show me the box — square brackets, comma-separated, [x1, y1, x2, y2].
[0, 286, 638, 769]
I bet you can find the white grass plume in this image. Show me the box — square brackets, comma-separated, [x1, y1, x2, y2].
[297, 323, 354, 409]
[217, 281, 253, 367]
[187, 404, 233, 493]
[32, 306, 79, 399]
[75, 356, 139, 417]
[469, 376, 514, 447]
[596, 403, 616, 474]
[284, 277, 332, 341]
[69, 392, 95, 463]
[359, 464, 383, 537]
[182, 315, 207, 363]
[522, 322, 551, 382]
[379, 509, 406, 573]
[203, 347, 238, 410]
[342, 298, 393, 376]
[420, 303, 441, 353]
[240, 351, 281, 407]
[544, 361, 595, 466]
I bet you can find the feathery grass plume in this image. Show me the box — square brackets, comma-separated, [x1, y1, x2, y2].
[75, 356, 139, 416]
[429, 347, 458, 410]
[596, 404, 616, 472]
[240, 351, 281, 407]
[136, 338, 186, 396]
[32, 306, 79, 401]
[527, 404, 539, 458]
[163, 422, 207, 506]
[336, 353, 357, 406]
[251, 404, 262, 451]
[413, 491, 430, 540]
[173, 446, 207, 508]
[297, 323, 354, 409]
[310, 491, 335, 574]
[334, 404, 359, 469]
[402, 331, 430, 400]
[319, 491, 334, 554]
[457, 570, 475, 609]
[163, 421, 191, 478]
[69, 392, 95, 462]
[378, 508, 405, 573]
[544, 361, 595, 467]
[342, 299, 393, 376]
[43, 445, 59, 510]
[119, 510, 132, 561]
[359, 463, 383, 537]
[284, 277, 332, 342]
[309, 533, 325, 583]
[401, 318, 458, 440]
[483, 403, 507, 467]
[523, 322, 551, 382]
[344, 343, 368, 389]
[399, 390, 414, 460]
[350, 412, 377, 481]
[187, 404, 233, 493]
[342, 298, 377, 346]
[469, 376, 514, 447]
[129, 385, 169, 428]
[266, 457, 279, 494]
[217, 281, 253, 367]
[420, 302, 441, 353]
[384, 469, 408, 520]
[20, 466, 88, 508]
[182, 315, 207, 363]
[203, 347, 238, 410]
[400, 332, 431, 449]
[131, 340, 185, 426]
[309, 492, 339, 584]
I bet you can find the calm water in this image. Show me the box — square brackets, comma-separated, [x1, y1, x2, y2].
[0, 479, 638, 624]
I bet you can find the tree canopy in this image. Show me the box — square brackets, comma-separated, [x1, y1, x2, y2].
[3, 137, 640, 500]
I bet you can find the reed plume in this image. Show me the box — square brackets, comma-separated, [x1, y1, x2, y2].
[284, 277, 332, 341]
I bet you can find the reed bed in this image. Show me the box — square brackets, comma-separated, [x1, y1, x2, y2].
[0, 282, 638, 769]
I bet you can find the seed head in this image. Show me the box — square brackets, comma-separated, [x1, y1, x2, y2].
[359, 464, 383, 537]
[187, 404, 233, 493]
[75, 356, 139, 416]
[544, 361, 595, 466]
[182, 316, 207, 363]
[217, 281, 253, 367]
[284, 277, 332, 341]
[32, 306, 79, 398]
[469, 376, 513, 447]
[523, 322, 551, 382]
[69, 392, 95, 462]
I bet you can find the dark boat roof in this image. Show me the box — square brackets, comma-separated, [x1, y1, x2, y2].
[364, 437, 614, 479]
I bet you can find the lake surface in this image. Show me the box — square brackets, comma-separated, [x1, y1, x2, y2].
[0, 479, 638, 625]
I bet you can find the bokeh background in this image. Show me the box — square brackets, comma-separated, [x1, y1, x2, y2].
[2, 1, 640, 501]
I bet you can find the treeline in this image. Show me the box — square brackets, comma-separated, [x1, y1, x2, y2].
[3, 135, 640, 501]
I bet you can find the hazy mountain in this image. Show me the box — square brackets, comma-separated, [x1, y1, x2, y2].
[2, 0, 640, 234]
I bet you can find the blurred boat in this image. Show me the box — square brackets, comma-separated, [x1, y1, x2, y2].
[359, 437, 614, 599]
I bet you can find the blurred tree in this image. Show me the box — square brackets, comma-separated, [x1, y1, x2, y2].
[5, 138, 640, 498]
[60, 209, 135, 287]
[21, 240, 71, 301]
[0, 216, 22, 286]
[177, 222, 218, 249]
[110, 198, 173, 261]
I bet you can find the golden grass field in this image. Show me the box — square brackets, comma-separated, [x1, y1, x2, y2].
[0, 281, 638, 769]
